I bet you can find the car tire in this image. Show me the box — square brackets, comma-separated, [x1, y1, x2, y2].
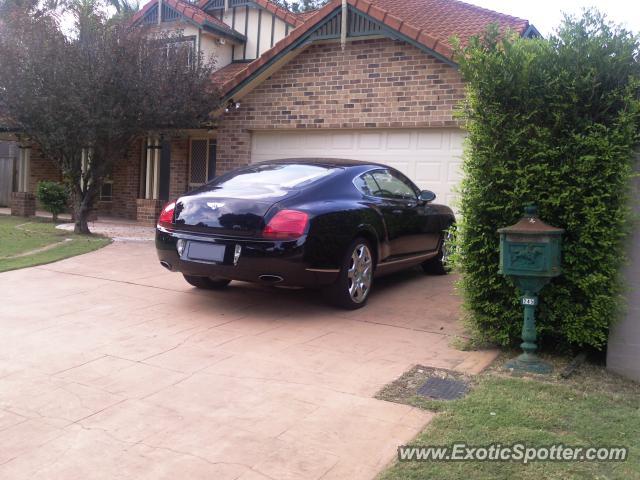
[324, 237, 374, 310]
[422, 229, 453, 275]
[183, 275, 231, 289]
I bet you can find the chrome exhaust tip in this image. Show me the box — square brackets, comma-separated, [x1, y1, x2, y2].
[259, 274, 284, 284]
[160, 261, 172, 271]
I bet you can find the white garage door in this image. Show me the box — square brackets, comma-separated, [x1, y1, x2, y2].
[251, 129, 465, 207]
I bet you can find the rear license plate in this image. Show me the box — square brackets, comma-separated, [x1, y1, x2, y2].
[185, 241, 226, 263]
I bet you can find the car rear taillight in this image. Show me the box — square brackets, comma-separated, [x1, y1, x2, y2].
[263, 209, 309, 240]
[158, 201, 176, 227]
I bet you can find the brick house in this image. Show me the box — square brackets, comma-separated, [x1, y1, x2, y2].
[7, 0, 537, 221]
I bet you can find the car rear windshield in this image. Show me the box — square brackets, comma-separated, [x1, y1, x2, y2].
[214, 164, 337, 190]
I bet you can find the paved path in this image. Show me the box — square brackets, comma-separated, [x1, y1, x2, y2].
[56, 221, 155, 242]
[0, 242, 497, 479]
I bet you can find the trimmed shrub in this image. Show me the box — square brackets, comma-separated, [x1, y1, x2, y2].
[454, 12, 640, 350]
[36, 181, 68, 222]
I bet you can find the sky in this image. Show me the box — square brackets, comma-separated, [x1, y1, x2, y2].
[463, 0, 640, 36]
[60, 0, 640, 37]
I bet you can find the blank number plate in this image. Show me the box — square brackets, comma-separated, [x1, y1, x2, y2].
[185, 241, 226, 263]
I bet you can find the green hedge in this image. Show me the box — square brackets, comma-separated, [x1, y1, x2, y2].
[454, 12, 640, 350]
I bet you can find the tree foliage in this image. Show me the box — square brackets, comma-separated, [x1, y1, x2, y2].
[454, 11, 640, 350]
[0, 1, 218, 233]
[106, 0, 139, 19]
[275, 0, 328, 14]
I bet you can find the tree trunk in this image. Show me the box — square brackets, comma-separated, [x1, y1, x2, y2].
[70, 176, 98, 235]
[72, 192, 92, 234]
[52, 212, 58, 223]
[74, 208, 91, 234]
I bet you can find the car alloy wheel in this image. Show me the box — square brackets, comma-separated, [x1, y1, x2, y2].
[347, 243, 373, 304]
[441, 229, 453, 268]
[422, 225, 455, 275]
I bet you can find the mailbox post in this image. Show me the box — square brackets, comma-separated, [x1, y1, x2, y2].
[498, 205, 563, 374]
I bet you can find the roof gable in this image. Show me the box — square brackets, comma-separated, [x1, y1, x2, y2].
[198, 0, 303, 27]
[216, 0, 535, 99]
[132, 0, 247, 43]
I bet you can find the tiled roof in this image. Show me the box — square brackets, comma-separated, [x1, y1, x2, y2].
[350, 0, 530, 58]
[295, 9, 321, 22]
[366, 0, 530, 47]
[132, 0, 246, 41]
[217, 0, 532, 96]
[131, 0, 155, 24]
[211, 62, 252, 85]
[197, 0, 304, 26]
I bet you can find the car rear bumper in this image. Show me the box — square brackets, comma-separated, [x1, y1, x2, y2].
[155, 226, 339, 288]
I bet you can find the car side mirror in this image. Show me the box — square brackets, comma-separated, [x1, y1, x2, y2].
[419, 190, 436, 203]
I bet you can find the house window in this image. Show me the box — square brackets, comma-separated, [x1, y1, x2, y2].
[189, 139, 216, 187]
[100, 163, 114, 202]
[164, 37, 196, 67]
[100, 179, 113, 202]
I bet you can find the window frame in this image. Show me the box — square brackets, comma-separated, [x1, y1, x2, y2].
[99, 178, 114, 202]
[163, 35, 196, 68]
[354, 168, 420, 201]
[188, 137, 216, 188]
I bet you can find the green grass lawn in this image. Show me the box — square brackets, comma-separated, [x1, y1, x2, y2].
[379, 359, 640, 480]
[0, 215, 110, 272]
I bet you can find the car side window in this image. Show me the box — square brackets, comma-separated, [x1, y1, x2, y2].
[354, 173, 381, 197]
[370, 170, 417, 201]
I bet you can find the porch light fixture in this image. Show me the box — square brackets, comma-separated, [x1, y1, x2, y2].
[224, 99, 241, 113]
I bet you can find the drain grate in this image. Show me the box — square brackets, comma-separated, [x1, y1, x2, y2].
[417, 377, 469, 400]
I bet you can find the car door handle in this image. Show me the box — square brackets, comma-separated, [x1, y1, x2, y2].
[392, 209, 403, 215]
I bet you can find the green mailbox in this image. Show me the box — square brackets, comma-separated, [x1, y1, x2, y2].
[498, 205, 564, 374]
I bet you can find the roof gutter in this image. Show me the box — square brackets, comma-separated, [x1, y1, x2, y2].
[202, 22, 247, 43]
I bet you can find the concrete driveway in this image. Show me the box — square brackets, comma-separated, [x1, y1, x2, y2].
[0, 242, 496, 480]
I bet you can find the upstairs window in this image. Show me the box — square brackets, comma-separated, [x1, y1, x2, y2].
[163, 37, 196, 67]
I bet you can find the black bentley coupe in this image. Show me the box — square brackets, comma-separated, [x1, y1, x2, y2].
[156, 159, 455, 309]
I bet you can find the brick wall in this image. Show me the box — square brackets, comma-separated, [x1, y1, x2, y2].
[105, 136, 191, 219]
[108, 139, 143, 220]
[24, 142, 142, 219]
[136, 198, 163, 225]
[28, 146, 63, 196]
[217, 38, 465, 173]
[169, 137, 190, 200]
[10, 192, 36, 217]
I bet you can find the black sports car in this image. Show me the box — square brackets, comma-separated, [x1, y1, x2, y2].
[156, 158, 455, 309]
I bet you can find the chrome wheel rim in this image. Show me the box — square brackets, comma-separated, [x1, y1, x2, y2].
[441, 231, 453, 267]
[347, 243, 373, 304]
